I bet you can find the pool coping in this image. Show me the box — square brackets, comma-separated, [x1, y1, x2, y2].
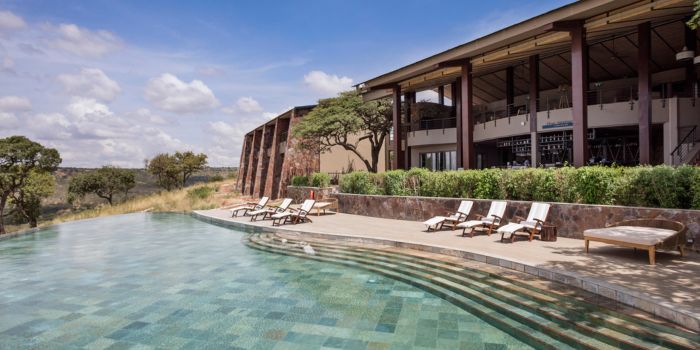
[192, 210, 700, 332]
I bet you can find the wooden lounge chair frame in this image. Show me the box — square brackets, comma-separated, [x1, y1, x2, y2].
[272, 200, 315, 226]
[250, 198, 293, 222]
[499, 203, 550, 243]
[425, 201, 474, 232]
[458, 201, 507, 237]
[584, 219, 686, 265]
[231, 197, 269, 217]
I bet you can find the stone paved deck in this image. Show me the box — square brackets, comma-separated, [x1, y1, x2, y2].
[195, 209, 700, 329]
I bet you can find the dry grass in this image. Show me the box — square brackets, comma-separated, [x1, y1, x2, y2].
[47, 180, 246, 227]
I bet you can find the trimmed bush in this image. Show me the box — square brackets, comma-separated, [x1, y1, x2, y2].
[291, 175, 309, 186]
[339, 172, 383, 195]
[337, 165, 700, 209]
[311, 172, 331, 188]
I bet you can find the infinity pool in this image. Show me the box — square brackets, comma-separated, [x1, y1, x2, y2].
[0, 213, 531, 349]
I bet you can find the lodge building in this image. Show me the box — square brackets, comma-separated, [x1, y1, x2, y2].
[358, 0, 700, 170]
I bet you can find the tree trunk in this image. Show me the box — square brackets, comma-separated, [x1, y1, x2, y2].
[0, 195, 6, 235]
[29, 217, 37, 228]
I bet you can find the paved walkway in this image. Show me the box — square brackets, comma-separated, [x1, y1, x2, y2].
[198, 209, 700, 315]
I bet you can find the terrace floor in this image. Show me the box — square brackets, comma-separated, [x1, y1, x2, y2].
[197, 209, 700, 317]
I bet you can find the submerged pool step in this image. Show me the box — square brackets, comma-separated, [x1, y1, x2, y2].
[250, 234, 700, 350]
[245, 236, 575, 350]
[268, 233, 700, 350]
[250, 236, 660, 350]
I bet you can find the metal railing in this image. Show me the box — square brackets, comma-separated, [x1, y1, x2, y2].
[411, 117, 456, 131]
[671, 126, 698, 164]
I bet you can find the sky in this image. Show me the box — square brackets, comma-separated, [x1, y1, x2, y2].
[0, 0, 573, 168]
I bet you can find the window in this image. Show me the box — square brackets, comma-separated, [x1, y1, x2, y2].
[419, 151, 456, 171]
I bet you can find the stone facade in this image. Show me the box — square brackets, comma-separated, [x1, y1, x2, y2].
[331, 193, 700, 248]
[237, 106, 320, 199]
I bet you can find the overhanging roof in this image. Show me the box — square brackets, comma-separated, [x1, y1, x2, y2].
[359, 0, 696, 99]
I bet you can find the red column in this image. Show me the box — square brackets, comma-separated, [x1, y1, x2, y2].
[638, 22, 652, 165]
[391, 86, 405, 170]
[570, 23, 589, 167]
[458, 60, 475, 169]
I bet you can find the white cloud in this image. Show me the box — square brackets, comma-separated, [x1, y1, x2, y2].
[0, 11, 26, 32]
[303, 70, 353, 95]
[125, 108, 168, 125]
[57, 68, 121, 101]
[66, 97, 113, 121]
[144, 73, 219, 113]
[45, 23, 123, 58]
[27, 113, 72, 139]
[0, 112, 18, 129]
[236, 96, 263, 113]
[222, 96, 263, 115]
[0, 95, 31, 111]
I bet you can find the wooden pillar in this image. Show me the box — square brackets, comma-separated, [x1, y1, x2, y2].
[506, 66, 515, 115]
[438, 85, 445, 105]
[570, 23, 589, 167]
[246, 129, 262, 196]
[529, 55, 540, 167]
[457, 60, 475, 169]
[392, 86, 405, 170]
[638, 22, 652, 165]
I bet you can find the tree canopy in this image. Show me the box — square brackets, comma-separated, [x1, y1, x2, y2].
[9, 171, 56, 228]
[68, 166, 136, 206]
[293, 90, 392, 173]
[0, 136, 61, 233]
[147, 151, 208, 190]
[688, 0, 699, 29]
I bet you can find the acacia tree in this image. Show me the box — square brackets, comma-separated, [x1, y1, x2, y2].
[175, 151, 208, 187]
[147, 151, 208, 190]
[68, 166, 136, 206]
[293, 90, 392, 173]
[10, 171, 56, 228]
[0, 136, 61, 234]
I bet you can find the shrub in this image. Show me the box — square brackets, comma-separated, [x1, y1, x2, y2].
[311, 172, 331, 188]
[339, 172, 383, 195]
[208, 175, 224, 182]
[187, 186, 214, 200]
[337, 166, 700, 209]
[291, 175, 309, 186]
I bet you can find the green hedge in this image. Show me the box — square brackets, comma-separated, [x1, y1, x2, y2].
[291, 172, 331, 188]
[339, 165, 700, 210]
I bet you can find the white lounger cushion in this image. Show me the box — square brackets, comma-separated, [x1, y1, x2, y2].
[457, 218, 495, 229]
[497, 223, 525, 234]
[526, 203, 550, 223]
[271, 212, 292, 219]
[230, 204, 254, 212]
[250, 198, 293, 216]
[424, 216, 447, 227]
[584, 226, 677, 246]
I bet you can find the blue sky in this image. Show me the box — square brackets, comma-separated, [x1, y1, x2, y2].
[0, 0, 573, 167]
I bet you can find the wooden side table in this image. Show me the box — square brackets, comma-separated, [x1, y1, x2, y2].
[540, 224, 557, 242]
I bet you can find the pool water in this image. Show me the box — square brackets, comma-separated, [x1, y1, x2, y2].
[0, 213, 532, 349]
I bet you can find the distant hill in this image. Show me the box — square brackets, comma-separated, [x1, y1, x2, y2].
[42, 167, 237, 219]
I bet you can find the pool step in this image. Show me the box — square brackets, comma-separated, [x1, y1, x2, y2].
[245, 235, 575, 350]
[248, 234, 700, 350]
[249, 236, 654, 350]
[268, 233, 700, 350]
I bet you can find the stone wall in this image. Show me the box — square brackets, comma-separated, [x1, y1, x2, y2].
[286, 186, 336, 204]
[330, 193, 700, 246]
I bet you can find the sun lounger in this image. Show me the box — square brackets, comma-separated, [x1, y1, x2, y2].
[249, 198, 292, 221]
[423, 201, 473, 232]
[272, 199, 315, 226]
[584, 219, 686, 265]
[230, 196, 269, 217]
[497, 202, 550, 242]
[456, 201, 507, 237]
